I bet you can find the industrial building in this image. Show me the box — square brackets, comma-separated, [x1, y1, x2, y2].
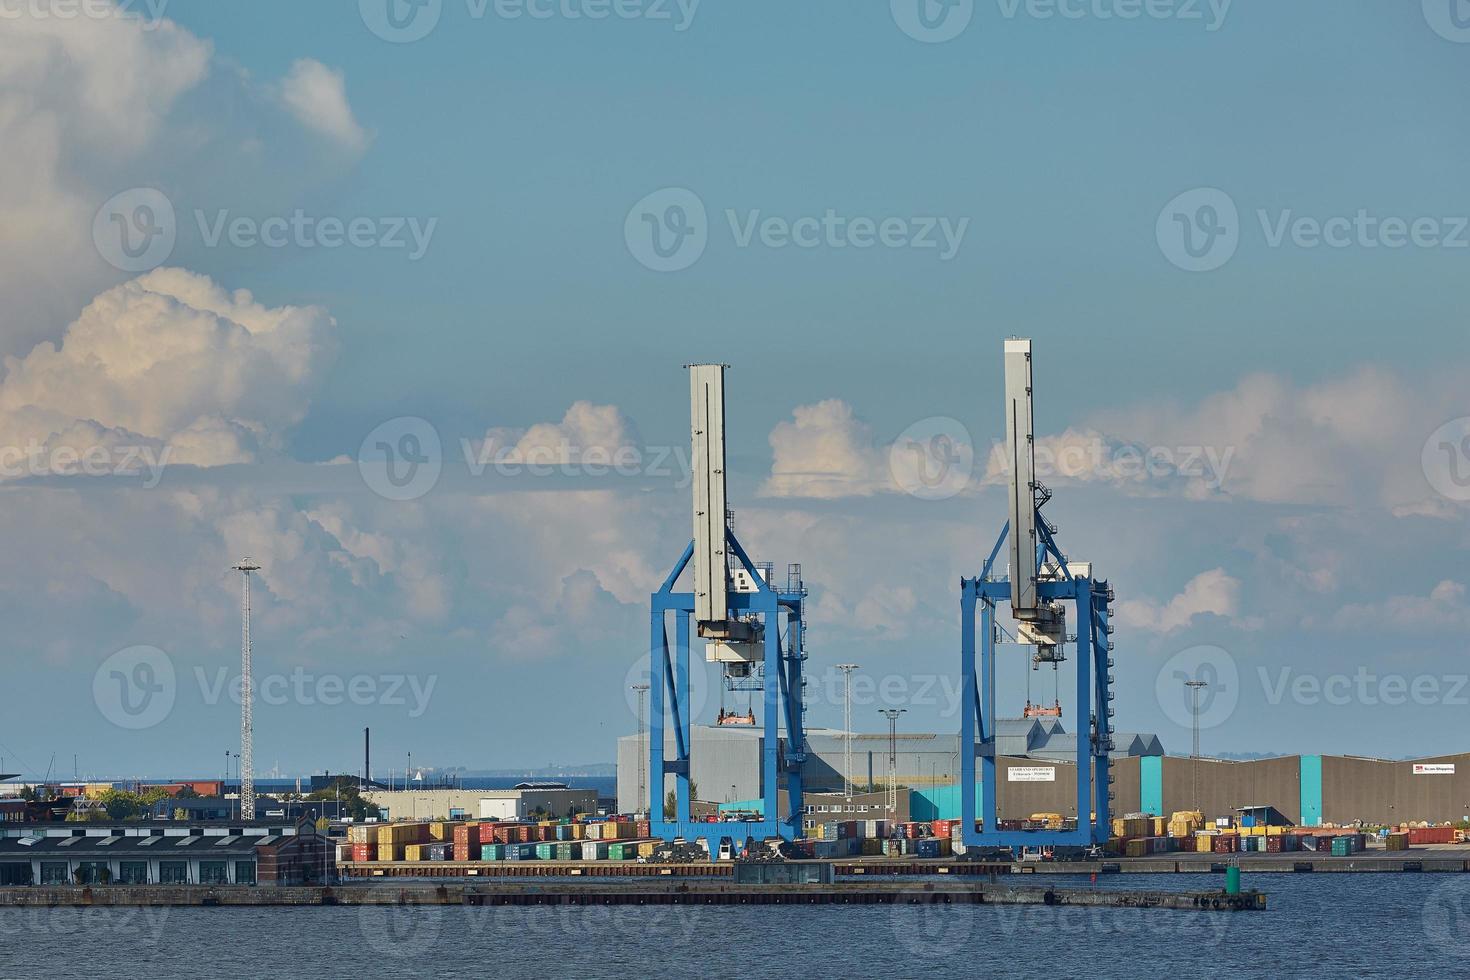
[617, 725, 1470, 827]
[615, 718, 1165, 815]
[365, 783, 599, 822]
[0, 821, 332, 886]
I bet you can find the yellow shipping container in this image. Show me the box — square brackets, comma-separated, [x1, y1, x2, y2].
[1195, 832, 1215, 853]
[347, 825, 375, 844]
[636, 841, 658, 858]
[377, 843, 405, 862]
[377, 822, 430, 846]
[428, 821, 460, 842]
[1122, 817, 1150, 838]
[1149, 817, 1167, 837]
[404, 844, 426, 861]
[1125, 839, 1148, 858]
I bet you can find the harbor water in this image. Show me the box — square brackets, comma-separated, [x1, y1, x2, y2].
[1, 874, 1465, 977]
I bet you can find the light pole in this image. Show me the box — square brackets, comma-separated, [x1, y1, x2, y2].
[879, 709, 906, 821]
[836, 664, 860, 807]
[631, 682, 650, 817]
[1185, 679, 1207, 812]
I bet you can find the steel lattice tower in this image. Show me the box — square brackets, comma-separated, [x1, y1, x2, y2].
[233, 558, 261, 820]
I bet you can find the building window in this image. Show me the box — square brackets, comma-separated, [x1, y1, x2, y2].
[235, 861, 256, 885]
[74, 862, 108, 885]
[119, 862, 149, 884]
[804, 805, 815, 814]
[159, 861, 189, 884]
[40, 862, 69, 885]
[199, 861, 228, 885]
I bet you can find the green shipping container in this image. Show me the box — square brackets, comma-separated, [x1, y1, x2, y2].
[555, 843, 575, 861]
[479, 844, 504, 861]
[535, 843, 556, 860]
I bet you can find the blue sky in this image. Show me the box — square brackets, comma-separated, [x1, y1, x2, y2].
[1, 0, 1468, 780]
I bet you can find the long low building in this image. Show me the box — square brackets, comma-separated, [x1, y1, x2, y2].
[617, 725, 1470, 825]
[0, 822, 331, 886]
[365, 784, 599, 822]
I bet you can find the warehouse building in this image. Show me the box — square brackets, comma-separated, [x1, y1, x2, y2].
[0, 821, 331, 886]
[614, 720, 1163, 814]
[366, 783, 598, 822]
[618, 724, 1470, 825]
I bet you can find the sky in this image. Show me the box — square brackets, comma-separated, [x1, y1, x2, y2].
[1, 0, 1469, 781]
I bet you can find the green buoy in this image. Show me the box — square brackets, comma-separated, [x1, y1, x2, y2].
[1225, 864, 1241, 895]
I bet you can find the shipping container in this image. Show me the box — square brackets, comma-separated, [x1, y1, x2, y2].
[1212, 834, 1238, 854]
[1385, 833, 1410, 852]
[350, 842, 377, 862]
[480, 844, 505, 861]
[1409, 827, 1456, 845]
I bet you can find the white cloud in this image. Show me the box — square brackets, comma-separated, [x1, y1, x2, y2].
[0, 268, 335, 474]
[279, 58, 369, 153]
[759, 400, 893, 499]
[1115, 568, 1253, 634]
[1332, 580, 1470, 632]
[0, 5, 210, 350]
[474, 402, 642, 468]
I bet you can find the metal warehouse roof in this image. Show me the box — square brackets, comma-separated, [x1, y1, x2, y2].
[0, 835, 280, 859]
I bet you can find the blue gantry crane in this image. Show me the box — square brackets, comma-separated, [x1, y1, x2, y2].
[647, 364, 809, 841]
[960, 339, 1117, 851]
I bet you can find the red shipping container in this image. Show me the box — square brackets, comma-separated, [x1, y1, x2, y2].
[453, 842, 470, 861]
[1213, 834, 1238, 853]
[636, 821, 651, 838]
[453, 824, 479, 847]
[1409, 827, 1455, 845]
[350, 843, 377, 861]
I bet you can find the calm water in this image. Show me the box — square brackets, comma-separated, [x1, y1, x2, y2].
[2, 874, 1466, 978]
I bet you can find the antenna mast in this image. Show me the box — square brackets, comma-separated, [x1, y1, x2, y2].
[232, 557, 261, 820]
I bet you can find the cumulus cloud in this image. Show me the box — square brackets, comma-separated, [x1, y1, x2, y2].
[279, 58, 369, 153]
[761, 400, 890, 498]
[0, 5, 368, 355]
[472, 402, 643, 470]
[1115, 568, 1254, 634]
[0, 268, 336, 475]
[1332, 580, 1470, 632]
[0, 4, 210, 348]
